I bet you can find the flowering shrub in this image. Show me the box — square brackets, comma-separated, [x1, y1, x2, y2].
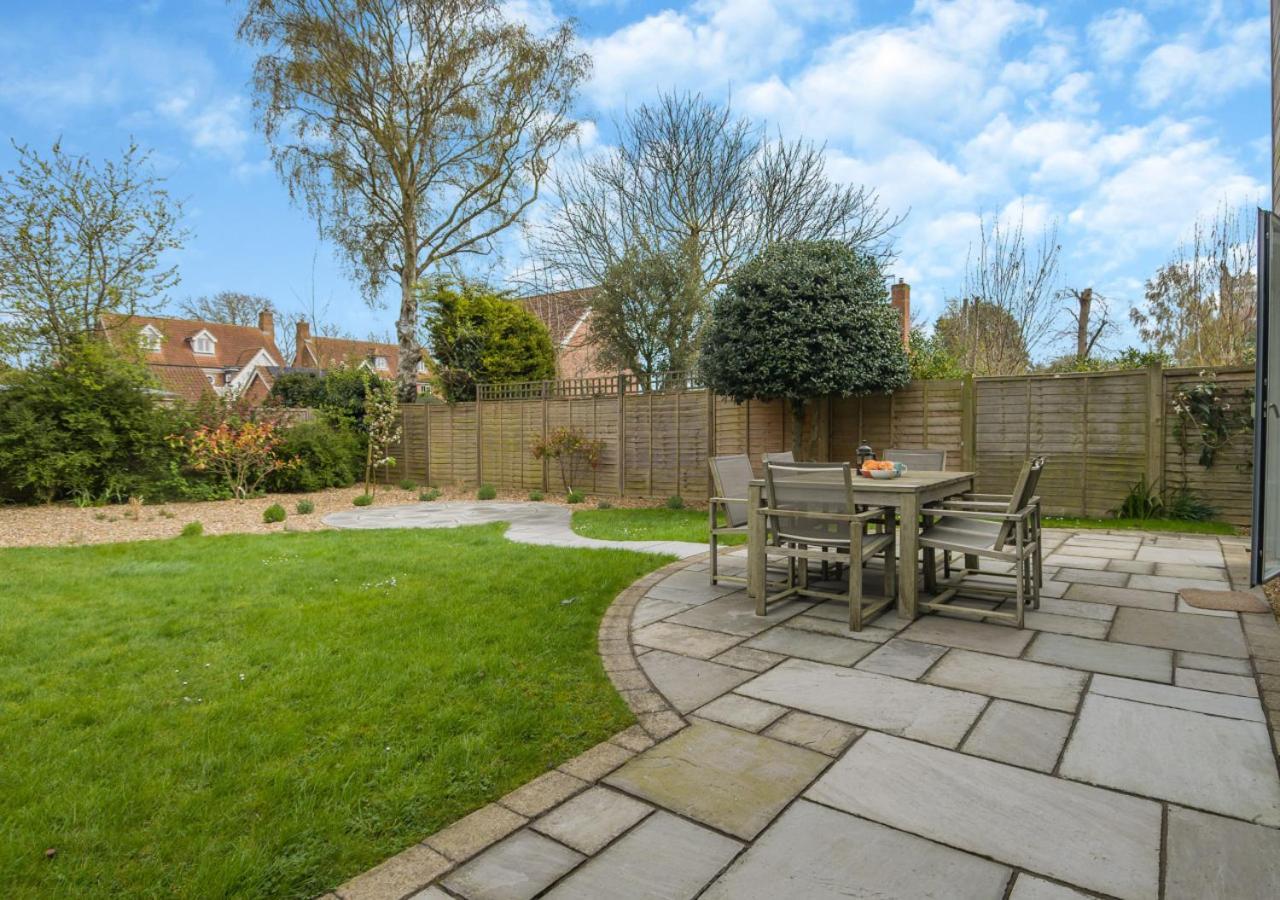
[362, 380, 402, 496]
[175, 421, 294, 500]
[531, 426, 604, 495]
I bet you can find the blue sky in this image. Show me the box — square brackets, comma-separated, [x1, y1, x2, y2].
[0, 0, 1268, 356]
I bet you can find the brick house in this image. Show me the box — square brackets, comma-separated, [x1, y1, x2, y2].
[519, 288, 616, 380]
[291, 321, 433, 393]
[102, 310, 283, 404]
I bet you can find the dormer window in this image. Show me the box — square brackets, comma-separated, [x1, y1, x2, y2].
[139, 325, 163, 353]
[191, 329, 217, 355]
[417, 360, 427, 374]
[373, 355, 389, 370]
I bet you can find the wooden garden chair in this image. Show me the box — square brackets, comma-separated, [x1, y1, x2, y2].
[708, 454, 756, 587]
[883, 447, 947, 471]
[917, 457, 1046, 628]
[760, 461, 896, 631]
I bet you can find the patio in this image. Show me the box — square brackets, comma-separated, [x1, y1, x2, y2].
[349, 526, 1280, 900]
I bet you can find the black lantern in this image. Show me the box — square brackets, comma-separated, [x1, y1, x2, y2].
[856, 442, 874, 471]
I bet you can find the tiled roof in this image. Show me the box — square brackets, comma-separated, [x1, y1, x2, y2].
[519, 288, 595, 348]
[297, 336, 431, 382]
[102, 313, 283, 371]
[148, 365, 217, 403]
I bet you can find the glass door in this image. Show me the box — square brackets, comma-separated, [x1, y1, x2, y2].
[1254, 209, 1280, 584]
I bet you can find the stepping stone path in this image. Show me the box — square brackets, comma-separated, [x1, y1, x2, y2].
[330, 526, 1280, 900]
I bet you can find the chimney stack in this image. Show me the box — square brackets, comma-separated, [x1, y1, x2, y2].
[890, 279, 910, 350]
[258, 308, 275, 338]
[295, 320, 311, 366]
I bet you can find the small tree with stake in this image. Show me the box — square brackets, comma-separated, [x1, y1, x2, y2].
[362, 379, 401, 499]
[700, 240, 909, 458]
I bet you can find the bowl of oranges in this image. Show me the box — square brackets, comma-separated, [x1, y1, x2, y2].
[861, 459, 901, 479]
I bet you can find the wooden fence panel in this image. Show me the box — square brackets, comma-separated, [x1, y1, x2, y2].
[1163, 368, 1255, 526]
[388, 366, 1255, 525]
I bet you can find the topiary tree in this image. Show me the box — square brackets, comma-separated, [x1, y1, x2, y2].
[699, 240, 909, 458]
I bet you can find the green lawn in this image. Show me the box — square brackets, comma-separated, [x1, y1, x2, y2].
[571, 507, 745, 545]
[1042, 516, 1237, 535]
[571, 505, 1236, 541]
[0, 526, 669, 899]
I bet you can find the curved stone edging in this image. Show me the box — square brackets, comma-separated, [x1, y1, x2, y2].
[323, 500, 708, 558]
[597, 553, 711, 741]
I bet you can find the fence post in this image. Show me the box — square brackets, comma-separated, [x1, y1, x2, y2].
[475, 387, 483, 488]
[1081, 375, 1092, 516]
[961, 375, 976, 472]
[1146, 364, 1165, 494]
[706, 389, 716, 499]
[424, 403, 432, 487]
[541, 380, 550, 492]
[617, 373, 627, 497]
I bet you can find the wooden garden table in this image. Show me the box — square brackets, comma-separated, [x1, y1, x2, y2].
[746, 470, 976, 619]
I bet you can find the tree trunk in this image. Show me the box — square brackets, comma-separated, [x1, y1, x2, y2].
[790, 397, 806, 459]
[1075, 287, 1093, 360]
[395, 210, 421, 403]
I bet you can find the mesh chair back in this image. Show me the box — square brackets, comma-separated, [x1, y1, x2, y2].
[764, 461, 853, 546]
[994, 457, 1046, 549]
[763, 451, 795, 464]
[708, 454, 755, 527]
[884, 448, 947, 471]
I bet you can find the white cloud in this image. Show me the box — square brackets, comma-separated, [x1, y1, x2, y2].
[585, 0, 815, 107]
[1068, 123, 1265, 267]
[1086, 8, 1151, 66]
[1135, 16, 1267, 107]
[157, 92, 252, 162]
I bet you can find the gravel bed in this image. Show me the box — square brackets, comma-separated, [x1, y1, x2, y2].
[0, 485, 690, 549]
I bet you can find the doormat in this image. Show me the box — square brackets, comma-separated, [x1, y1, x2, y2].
[1179, 588, 1270, 614]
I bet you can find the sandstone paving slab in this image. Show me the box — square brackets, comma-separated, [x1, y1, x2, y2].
[701, 800, 1011, 900]
[604, 721, 829, 840]
[338, 844, 451, 900]
[644, 574, 737, 605]
[693, 693, 788, 732]
[442, 830, 583, 900]
[1173, 596, 1238, 618]
[711, 645, 786, 672]
[407, 887, 452, 900]
[1136, 546, 1225, 566]
[1089, 673, 1265, 722]
[744, 626, 877, 666]
[1106, 559, 1157, 575]
[1154, 562, 1229, 581]
[925, 649, 1087, 712]
[1130, 574, 1235, 594]
[807, 731, 1162, 900]
[1163, 805, 1280, 899]
[632, 622, 743, 659]
[1026, 632, 1173, 682]
[762, 710, 862, 756]
[1175, 650, 1252, 676]
[1060, 694, 1280, 827]
[532, 787, 652, 855]
[633, 597, 696, 628]
[1174, 667, 1258, 697]
[786, 614, 895, 642]
[542, 811, 741, 900]
[1021, 611, 1109, 639]
[1044, 553, 1111, 570]
[899, 615, 1033, 657]
[1054, 567, 1130, 587]
[1053, 544, 1136, 560]
[638, 650, 754, 714]
[1108, 607, 1249, 658]
[738, 658, 986, 748]
[855, 638, 948, 680]
[802, 600, 907, 631]
[667, 593, 807, 636]
[1008, 875, 1093, 899]
[960, 699, 1073, 772]
[1036, 596, 1116, 621]
[1063, 583, 1175, 611]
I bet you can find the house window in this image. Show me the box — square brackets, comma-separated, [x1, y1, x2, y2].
[417, 360, 427, 373]
[373, 355, 389, 370]
[140, 326, 162, 353]
[194, 335, 215, 355]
